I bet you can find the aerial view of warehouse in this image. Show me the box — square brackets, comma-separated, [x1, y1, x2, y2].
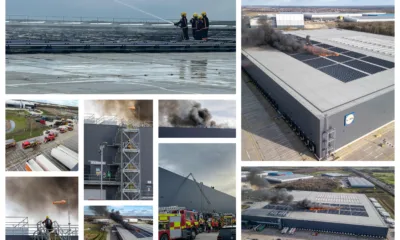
[6, 177, 79, 240]
[159, 143, 236, 240]
[84, 206, 153, 240]
[242, 167, 395, 240]
[159, 100, 236, 138]
[5, 100, 79, 171]
[84, 100, 153, 201]
[241, 5, 394, 161]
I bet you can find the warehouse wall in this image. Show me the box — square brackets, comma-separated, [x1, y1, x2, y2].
[282, 219, 388, 238]
[84, 124, 153, 198]
[242, 55, 322, 156]
[328, 90, 394, 152]
[159, 168, 236, 213]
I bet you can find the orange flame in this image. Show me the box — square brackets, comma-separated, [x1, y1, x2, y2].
[128, 106, 136, 110]
[309, 206, 341, 211]
[304, 45, 339, 57]
[53, 200, 67, 205]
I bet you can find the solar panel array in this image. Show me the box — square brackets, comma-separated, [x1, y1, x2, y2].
[282, 34, 394, 83]
[263, 202, 369, 217]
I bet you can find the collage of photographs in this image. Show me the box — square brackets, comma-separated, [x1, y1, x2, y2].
[2, 0, 396, 240]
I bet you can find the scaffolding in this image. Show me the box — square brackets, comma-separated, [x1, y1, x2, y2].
[113, 125, 141, 200]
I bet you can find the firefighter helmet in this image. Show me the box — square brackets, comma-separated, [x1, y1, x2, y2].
[181, 12, 187, 17]
[199, 15, 203, 20]
[202, 12, 207, 16]
[46, 216, 49, 219]
[193, 13, 198, 18]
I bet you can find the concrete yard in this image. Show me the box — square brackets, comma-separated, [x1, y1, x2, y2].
[195, 232, 219, 240]
[242, 72, 394, 161]
[6, 125, 78, 171]
[6, 52, 235, 94]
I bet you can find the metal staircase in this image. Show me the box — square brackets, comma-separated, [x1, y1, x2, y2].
[33, 221, 73, 240]
[113, 126, 141, 200]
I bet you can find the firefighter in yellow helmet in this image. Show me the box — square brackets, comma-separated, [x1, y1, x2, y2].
[196, 15, 205, 40]
[174, 12, 189, 40]
[190, 13, 199, 40]
[42, 216, 53, 233]
[201, 12, 209, 40]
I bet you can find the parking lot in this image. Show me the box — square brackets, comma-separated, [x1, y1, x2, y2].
[6, 123, 79, 171]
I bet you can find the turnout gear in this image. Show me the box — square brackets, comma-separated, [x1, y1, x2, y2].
[42, 217, 53, 231]
[175, 15, 189, 40]
[201, 12, 210, 40]
[195, 16, 205, 40]
[190, 14, 199, 39]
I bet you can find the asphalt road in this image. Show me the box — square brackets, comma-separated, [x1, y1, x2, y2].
[196, 232, 219, 240]
[6, 124, 79, 171]
[6, 53, 235, 94]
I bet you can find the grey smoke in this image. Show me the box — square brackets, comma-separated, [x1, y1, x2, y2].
[248, 169, 269, 188]
[246, 188, 294, 203]
[89, 206, 109, 216]
[242, 16, 306, 53]
[159, 100, 217, 128]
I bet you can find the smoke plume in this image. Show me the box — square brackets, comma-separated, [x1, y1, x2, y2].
[245, 188, 294, 203]
[6, 177, 78, 225]
[159, 100, 220, 128]
[242, 17, 306, 53]
[296, 199, 313, 208]
[89, 206, 109, 216]
[248, 169, 269, 188]
[94, 100, 153, 122]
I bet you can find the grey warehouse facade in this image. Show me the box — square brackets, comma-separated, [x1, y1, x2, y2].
[159, 168, 236, 213]
[242, 29, 394, 160]
[242, 191, 388, 238]
[84, 123, 153, 200]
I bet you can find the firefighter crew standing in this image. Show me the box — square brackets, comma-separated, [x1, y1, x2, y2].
[190, 13, 199, 40]
[196, 15, 205, 40]
[174, 12, 189, 40]
[201, 12, 210, 40]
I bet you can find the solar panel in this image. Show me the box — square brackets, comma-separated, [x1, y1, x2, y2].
[344, 60, 386, 74]
[315, 43, 333, 49]
[360, 56, 394, 69]
[340, 211, 352, 216]
[319, 64, 368, 83]
[326, 55, 352, 63]
[328, 47, 350, 53]
[304, 58, 336, 69]
[292, 53, 320, 61]
[342, 51, 366, 59]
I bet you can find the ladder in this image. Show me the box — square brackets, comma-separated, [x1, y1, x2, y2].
[159, 206, 186, 212]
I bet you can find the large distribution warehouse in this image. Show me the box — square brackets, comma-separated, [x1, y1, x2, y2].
[242, 191, 389, 238]
[159, 168, 236, 213]
[242, 29, 394, 159]
[84, 116, 153, 200]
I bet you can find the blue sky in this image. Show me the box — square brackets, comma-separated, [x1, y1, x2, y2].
[159, 143, 236, 196]
[84, 206, 153, 216]
[242, 0, 394, 6]
[7, 0, 236, 20]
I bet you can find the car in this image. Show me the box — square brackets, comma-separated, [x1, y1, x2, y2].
[217, 226, 236, 240]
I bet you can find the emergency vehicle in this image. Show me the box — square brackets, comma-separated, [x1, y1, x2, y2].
[158, 206, 200, 240]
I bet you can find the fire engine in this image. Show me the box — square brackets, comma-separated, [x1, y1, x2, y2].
[159, 206, 200, 240]
[22, 139, 42, 149]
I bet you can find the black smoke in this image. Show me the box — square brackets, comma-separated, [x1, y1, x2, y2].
[245, 188, 294, 203]
[89, 206, 109, 216]
[248, 169, 269, 188]
[159, 100, 216, 127]
[242, 16, 306, 53]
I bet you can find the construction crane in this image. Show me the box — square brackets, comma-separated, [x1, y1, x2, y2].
[172, 173, 211, 208]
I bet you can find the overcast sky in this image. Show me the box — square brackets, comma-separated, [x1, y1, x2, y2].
[242, 0, 394, 6]
[35, 100, 79, 107]
[84, 206, 153, 216]
[159, 144, 236, 197]
[7, 0, 236, 20]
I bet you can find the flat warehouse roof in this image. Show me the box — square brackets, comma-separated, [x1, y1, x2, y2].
[243, 191, 386, 227]
[242, 29, 394, 116]
[348, 177, 375, 187]
[265, 174, 313, 182]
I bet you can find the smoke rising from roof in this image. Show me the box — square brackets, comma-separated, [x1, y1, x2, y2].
[242, 17, 306, 53]
[94, 100, 153, 122]
[245, 188, 294, 203]
[6, 177, 78, 224]
[89, 206, 109, 216]
[248, 169, 269, 188]
[159, 100, 227, 128]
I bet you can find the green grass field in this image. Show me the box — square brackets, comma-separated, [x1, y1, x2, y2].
[84, 223, 107, 240]
[372, 172, 394, 185]
[6, 111, 49, 142]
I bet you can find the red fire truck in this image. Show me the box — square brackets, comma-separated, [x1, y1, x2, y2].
[159, 206, 200, 240]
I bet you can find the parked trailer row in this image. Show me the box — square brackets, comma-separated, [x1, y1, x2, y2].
[50, 146, 78, 170]
[25, 159, 44, 171]
[25, 154, 61, 171]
